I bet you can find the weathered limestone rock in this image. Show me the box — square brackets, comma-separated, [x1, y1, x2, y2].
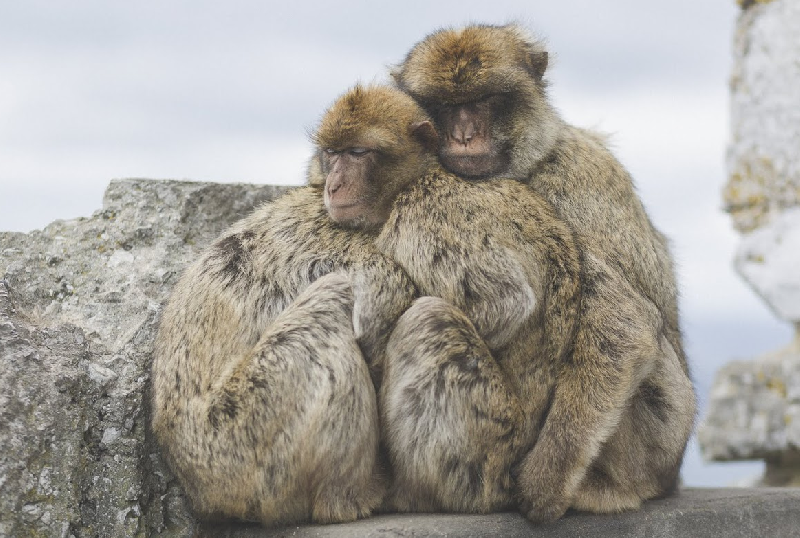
[723, 0, 800, 236]
[0, 179, 288, 537]
[4, 178, 800, 536]
[198, 488, 800, 538]
[700, 0, 800, 485]
[698, 336, 800, 484]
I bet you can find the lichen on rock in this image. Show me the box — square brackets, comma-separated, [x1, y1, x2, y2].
[0, 179, 288, 537]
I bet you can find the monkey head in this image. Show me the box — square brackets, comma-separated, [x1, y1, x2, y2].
[392, 24, 555, 180]
[311, 85, 438, 229]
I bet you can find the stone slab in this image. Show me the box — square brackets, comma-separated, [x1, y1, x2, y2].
[197, 488, 800, 538]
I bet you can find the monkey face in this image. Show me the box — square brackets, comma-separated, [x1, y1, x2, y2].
[312, 85, 439, 229]
[321, 147, 385, 229]
[393, 24, 549, 180]
[431, 95, 512, 179]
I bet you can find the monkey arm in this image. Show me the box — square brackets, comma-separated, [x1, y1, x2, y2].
[514, 257, 663, 523]
[377, 221, 538, 352]
[456, 249, 538, 350]
[348, 254, 418, 382]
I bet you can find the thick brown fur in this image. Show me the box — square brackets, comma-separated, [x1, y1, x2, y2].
[307, 86, 588, 515]
[392, 24, 696, 522]
[151, 175, 419, 524]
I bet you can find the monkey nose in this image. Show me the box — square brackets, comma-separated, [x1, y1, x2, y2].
[452, 126, 473, 146]
[327, 181, 342, 195]
[463, 122, 475, 141]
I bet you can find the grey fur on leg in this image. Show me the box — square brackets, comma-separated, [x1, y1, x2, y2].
[381, 296, 524, 514]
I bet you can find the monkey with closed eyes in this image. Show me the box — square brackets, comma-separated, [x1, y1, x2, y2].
[310, 85, 682, 521]
[154, 80, 689, 527]
[392, 23, 696, 522]
[150, 90, 423, 525]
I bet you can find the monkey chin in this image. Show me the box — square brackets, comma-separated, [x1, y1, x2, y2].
[325, 202, 380, 230]
[439, 152, 507, 180]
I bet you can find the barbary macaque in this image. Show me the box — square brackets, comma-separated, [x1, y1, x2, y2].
[310, 86, 585, 514]
[391, 23, 696, 522]
[150, 101, 421, 524]
[153, 77, 694, 528]
[312, 85, 692, 521]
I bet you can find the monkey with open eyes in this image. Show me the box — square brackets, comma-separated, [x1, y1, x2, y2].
[391, 23, 696, 522]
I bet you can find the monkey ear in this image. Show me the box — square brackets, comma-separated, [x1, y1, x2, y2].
[411, 120, 439, 153]
[389, 65, 402, 85]
[526, 51, 549, 81]
[306, 150, 326, 188]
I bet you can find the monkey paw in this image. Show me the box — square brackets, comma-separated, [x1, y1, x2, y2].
[311, 486, 382, 524]
[518, 491, 570, 524]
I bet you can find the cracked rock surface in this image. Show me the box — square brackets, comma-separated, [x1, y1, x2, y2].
[0, 178, 286, 537]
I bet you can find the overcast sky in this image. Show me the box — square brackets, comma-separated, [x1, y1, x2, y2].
[0, 0, 794, 486]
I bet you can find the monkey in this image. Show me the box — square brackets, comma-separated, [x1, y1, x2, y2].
[153, 81, 588, 526]
[391, 23, 696, 522]
[306, 84, 586, 515]
[311, 85, 690, 521]
[150, 117, 422, 524]
[153, 77, 690, 528]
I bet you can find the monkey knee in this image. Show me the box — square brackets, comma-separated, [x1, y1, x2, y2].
[280, 271, 355, 323]
[305, 271, 353, 302]
[388, 296, 476, 351]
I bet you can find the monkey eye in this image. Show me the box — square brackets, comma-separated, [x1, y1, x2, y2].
[323, 148, 338, 155]
[348, 148, 371, 156]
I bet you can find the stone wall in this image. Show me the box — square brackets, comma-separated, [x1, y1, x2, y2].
[4, 177, 800, 536]
[699, 0, 800, 485]
[0, 179, 287, 537]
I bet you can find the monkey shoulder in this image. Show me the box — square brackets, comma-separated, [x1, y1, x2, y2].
[381, 171, 576, 274]
[177, 186, 372, 313]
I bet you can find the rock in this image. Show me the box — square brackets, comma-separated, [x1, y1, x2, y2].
[699, 336, 800, 485]
[701, 0, 800, 486]
[4, 178, 800, 536]
[723, 0, 800, 236]
[196, 488, 800, 538]
[735, 208, 800, 322]
[699, 339, 800, 460]
[0, 178, 288, 537]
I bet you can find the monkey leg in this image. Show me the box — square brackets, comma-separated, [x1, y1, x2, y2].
[198, 272, 383, 526]
[380, 296, 524, 514]
[572, 334, 696, 514]
[515, 257, 669, 523]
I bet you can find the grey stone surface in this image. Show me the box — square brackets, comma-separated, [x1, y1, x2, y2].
[699, 340, 800, 464]
[723, 0, 800, 236]
[701, 0, 800, 487]
[0, 179, 287, 537]
[198, 488, 800, 538]
[4, 178, 800, 536]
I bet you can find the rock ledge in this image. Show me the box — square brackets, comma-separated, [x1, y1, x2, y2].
[199, 488, 800, 538]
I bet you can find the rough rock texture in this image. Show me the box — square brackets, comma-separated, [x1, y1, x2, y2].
[723, 0, 800, 323]
[197, 488, 800, 538]
[700, 0, 800, 486]
[4, 178, 800, 536]
[698, 336, 800, 485]
[0, 178, 288, 537]
[723, 0, 800, 236]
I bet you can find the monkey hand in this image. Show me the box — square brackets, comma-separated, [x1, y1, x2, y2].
[513, 446, 573, 524]
[349, 256, 417, 366]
